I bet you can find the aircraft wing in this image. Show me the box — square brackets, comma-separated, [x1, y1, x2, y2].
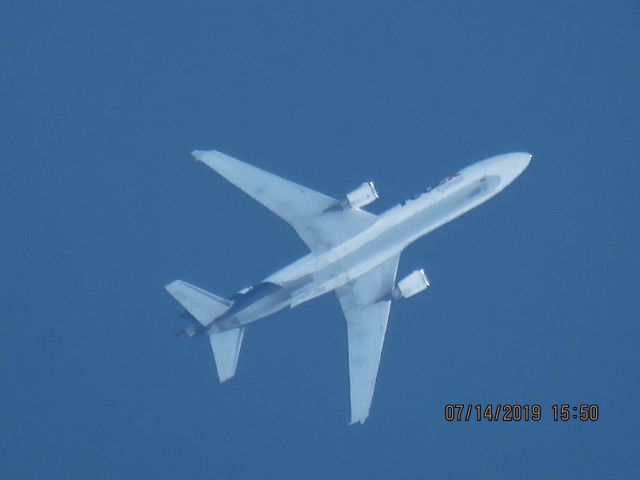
[335, 254, 400, 424]
[192, 150, 377, 252]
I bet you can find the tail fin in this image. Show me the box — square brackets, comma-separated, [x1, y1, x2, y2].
[165, 280, 244, 382]
[165, 280, 231, 326]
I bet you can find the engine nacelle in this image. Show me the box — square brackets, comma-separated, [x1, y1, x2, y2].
[393, 269, 430, 299]
[344, 181, 379, 209]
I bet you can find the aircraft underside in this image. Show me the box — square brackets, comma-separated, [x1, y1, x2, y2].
[165, 149, 531, 424]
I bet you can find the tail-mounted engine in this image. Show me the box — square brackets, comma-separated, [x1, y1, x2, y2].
[343, 181, 379, 209]
[392, 269, 430, 299]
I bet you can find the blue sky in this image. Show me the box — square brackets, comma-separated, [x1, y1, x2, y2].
[2, 1, 639, 478]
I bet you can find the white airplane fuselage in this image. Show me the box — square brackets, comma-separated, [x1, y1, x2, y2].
[210, 152, 531, 333]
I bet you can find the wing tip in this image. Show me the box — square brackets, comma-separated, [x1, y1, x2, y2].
[349, 413, 369, 426]
[191, 149, 211, 162]
[164, 279, 181, 294]
[191, 149, 232, 171]
[217, 371, 236, 383]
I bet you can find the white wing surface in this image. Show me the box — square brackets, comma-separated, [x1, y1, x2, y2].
[165, 280, 231, 326]
[192, 150, 377, 252]
[209, 328, 245, 382]
[335, 255, 400, 424]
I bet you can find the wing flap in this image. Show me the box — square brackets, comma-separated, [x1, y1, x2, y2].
[193, 150, 377, 252]
[193, 149, 336, 224]
[343, 301, 391, 424]
[335, 255, 400, 424]
[297, 208, 378, 252]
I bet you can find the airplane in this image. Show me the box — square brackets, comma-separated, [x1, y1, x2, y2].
[166, 150, 532, 424]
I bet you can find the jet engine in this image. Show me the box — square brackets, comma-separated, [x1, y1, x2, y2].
[344, 181, 379, 209]
[393, 269, 430, 299]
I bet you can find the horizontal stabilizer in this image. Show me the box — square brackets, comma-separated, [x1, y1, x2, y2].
[165, 280, 231, 327]
[209, 328, 245, 382]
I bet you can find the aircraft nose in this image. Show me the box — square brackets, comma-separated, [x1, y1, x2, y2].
[496, 152, 532, 179]
[474, 152, 531, 187]
[515, 152, 533, 170]
[461, 152, 532, 187]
